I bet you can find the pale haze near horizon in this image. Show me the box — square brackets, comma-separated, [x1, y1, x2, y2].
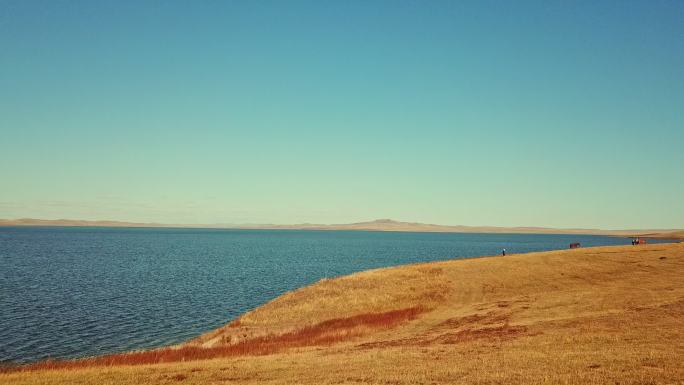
[1, 1, 683, 229]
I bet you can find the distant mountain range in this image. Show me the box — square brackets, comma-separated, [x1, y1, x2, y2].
[1, 218, 682, 239]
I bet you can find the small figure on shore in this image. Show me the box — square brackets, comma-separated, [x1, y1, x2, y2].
[502, 248, 506, 256]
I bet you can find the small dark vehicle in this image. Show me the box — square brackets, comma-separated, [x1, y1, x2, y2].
[569, 242, 581, 249]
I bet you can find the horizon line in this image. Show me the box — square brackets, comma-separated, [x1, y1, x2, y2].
[0, 217, 681, 236]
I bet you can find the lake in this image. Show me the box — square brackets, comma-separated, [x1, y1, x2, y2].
[0, 226, 652, 364]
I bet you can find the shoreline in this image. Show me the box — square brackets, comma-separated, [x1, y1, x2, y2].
[3, 242, 683, 384]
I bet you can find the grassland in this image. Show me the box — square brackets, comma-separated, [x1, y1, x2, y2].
[3, 243, 683, 384]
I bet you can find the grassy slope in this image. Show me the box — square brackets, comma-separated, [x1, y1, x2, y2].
[4, 243, 684, 384]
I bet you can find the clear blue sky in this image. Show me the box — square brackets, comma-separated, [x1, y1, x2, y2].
[1, 1, 682, 229]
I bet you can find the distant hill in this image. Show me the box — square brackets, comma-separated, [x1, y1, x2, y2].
[0, 218, 680, 237]
[634, 230, 684, 240]
[254, 219, 657, 236]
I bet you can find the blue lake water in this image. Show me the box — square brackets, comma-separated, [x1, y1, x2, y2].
[0, 226, 656, 364]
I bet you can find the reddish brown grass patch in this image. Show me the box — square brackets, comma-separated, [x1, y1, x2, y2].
[357, 311, 530, 349]
[3, 307, 423, 373]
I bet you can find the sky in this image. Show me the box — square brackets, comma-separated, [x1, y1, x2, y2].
[1, 1, 683, 229]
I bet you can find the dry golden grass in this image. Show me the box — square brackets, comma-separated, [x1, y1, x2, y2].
[3, 243, 683, 384]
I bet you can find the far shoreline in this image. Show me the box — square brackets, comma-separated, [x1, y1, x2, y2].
[2, 218, 682, 239]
